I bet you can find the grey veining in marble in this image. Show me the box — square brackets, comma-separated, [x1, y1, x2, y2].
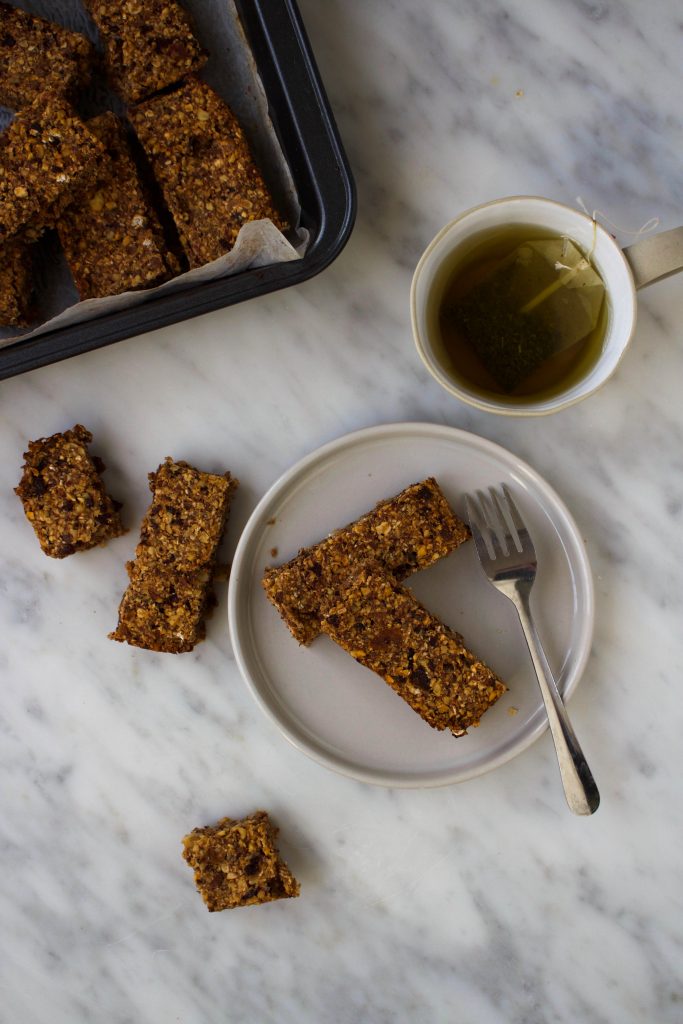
[1, 0, 683, 1022]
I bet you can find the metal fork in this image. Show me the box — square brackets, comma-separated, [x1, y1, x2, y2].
[464, 485, 600, 815]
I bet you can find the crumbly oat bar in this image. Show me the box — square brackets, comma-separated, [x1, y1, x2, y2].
[321, 564, 506, 737]
[110, 458, 237, 653]
[57, 113, 174, 299]
[134, 457, 237, 573]
[0, 93, 103, 244]
[182, 812, 300, 912]
[0, 235, 35, 326]
[262, 478, 470, 646]
[83, 0, 206, 105]
[131, 77, 287, 268]
[108, 562, 213, 654]
[15, 424, 125, 558]
[0, 2, 93, 110]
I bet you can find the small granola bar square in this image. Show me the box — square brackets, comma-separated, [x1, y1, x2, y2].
[0, 2, 93, 110]
[134, 457, 237, 573]
[83, 0, 206, 105]
[15, 424, 125, 558]
[262, 479, 470, 645]
[0, 93, 103, 244]
[57, 113, 175, 299]
[182, 812, 300, 912]
[131, 77, 287, 268]
[320, 564, 506, 737]
[0, 235, 35, 327]
[108, 562, 212, 654]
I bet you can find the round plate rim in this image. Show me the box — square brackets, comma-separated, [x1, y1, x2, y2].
[228, 422, 595, 788]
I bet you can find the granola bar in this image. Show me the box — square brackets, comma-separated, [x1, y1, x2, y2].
[57, 113, 174, 299]
[108, 562, 213, 654]
[320, 564, 506, 736]
[110, 458, 237, 653]
[83, 0, 206, 105]
[182, 812, 300, 912]
[262, 479, 470, 645]
[0, 3, 93, 110]
[0, 235, 35, 327]
[15, 424, 125, 558]
[0, 93, 103, 245]
[131, 77, 287, 268]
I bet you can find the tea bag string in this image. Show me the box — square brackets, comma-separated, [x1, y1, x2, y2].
[575, 196, 660, 244]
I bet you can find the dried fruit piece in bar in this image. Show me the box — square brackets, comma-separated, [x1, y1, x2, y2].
[15, 424, 125, 558]
[83, 0, 206, 105]
[110, 458, 237, 653]
[0, 235, 35, 327]
[57, 113, 174, 299]
[0, 93, 103, 244]
[0, 2, 93, 110]
[262, 478, 470, 645]
[320, 564, 506, 737]
[131, 76, 287, 268]
[182, 812, 300, 912]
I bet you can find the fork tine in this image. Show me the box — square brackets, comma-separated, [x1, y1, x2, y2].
[476, 488, 509, 555]
[465, 493, 497, 560]
[491, 486, 523, 554]
[501, 485, 531, 547]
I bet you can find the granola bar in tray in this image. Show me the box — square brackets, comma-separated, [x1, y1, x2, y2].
[57, 113, 176, 299]
[0, 2, 93, 110]
[131, 76, 287, 268]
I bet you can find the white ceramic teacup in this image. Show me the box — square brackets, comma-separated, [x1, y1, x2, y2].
[411, 196, 683, 416]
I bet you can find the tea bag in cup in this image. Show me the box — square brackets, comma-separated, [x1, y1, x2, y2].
[442, 237, 606, 392]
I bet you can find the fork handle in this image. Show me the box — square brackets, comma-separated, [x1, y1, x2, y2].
[514, 587, 600, 815]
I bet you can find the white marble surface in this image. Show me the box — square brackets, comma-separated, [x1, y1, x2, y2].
[1, 0, 683, 1021]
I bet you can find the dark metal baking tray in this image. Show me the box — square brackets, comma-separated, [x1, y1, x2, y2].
[0, 0, 356, 381]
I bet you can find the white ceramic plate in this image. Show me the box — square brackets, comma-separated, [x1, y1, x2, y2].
[228, 423, 594, 788]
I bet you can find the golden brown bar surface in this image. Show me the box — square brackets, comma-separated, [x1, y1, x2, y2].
[0, 93, 103, 244]
[110, 458, 237, 653]
[131, 77, 287, 268]
[15, 424, 125, 558]
[82, 0, 206, 105]
[57, 113, 174, 299]
[0, 3, 93, 110]
[320, 564, 506, 737]
[262, 478, 470, 646]
[182, 812, 300, 912]
[0, 235, 35, 327]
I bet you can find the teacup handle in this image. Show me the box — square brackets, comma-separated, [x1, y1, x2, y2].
[623, 226, 683, 290]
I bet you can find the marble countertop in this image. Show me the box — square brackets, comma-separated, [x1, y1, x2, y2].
[2, 1, 682, 1021]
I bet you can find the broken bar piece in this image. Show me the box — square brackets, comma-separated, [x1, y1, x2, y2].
[15, 424, 125, 558]
[0, 2, 93, 110]
[130, 76, 287, 268]
[0, 235, 35, 327]
[262, 478, 470, 646]
[57, 113, 174, 299]
[82, 0, 206, 105]
[110, 458, 237, 653]
[0, 93, 103, 244]
[182, 812, 300, 912]
[320, 564, 506, 737]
